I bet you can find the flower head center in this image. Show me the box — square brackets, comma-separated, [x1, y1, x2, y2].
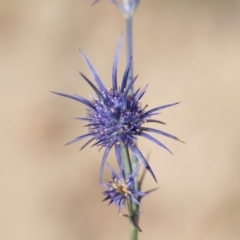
[112, 179, 130, 197]
[88, 89, 146, 147]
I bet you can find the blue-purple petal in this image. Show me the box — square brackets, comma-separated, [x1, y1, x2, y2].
[65, 133, 94, 145]
[115, 144, 125, 179]
[80, 50, 107, 94]
[99, 146, 112, 182]
[107, 164, 118, 180]
[120, 57, 132, 92]
[112, 35, 122, 91]
[144, 127, 183, 142]
[52, 91, 95, 110]
[129, 145, 157, 182]
[128, 164, 141, 181]
[75, 117, 93, 121]
[144, 102, 180, 116]
[80, 137, 95, 150]
[123, 75, 138, 97]
[145, 119, 166, 125]
[139, 132, 173, 154]
[135, 84, 148, 101]
[131, 195, 140, 205]
[79, 72, 104, 101]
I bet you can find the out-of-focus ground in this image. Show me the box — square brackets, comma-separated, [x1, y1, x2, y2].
[1, 0, 240, 239]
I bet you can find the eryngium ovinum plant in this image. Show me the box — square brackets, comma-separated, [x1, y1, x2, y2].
[53, 1, 183, 239]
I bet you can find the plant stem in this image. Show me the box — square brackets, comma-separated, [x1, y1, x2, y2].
[130, 222, 138, 240]
[125, 16, 134, 95]
[121, 143, 133, 179]
[123, 1, 140, 239]
[124, 0, 139, 185]
[120, 144, 138, 240]
[124, 1, 140, 185]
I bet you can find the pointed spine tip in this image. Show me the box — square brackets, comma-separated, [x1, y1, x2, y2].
[178, 139, 186, 144]
[168, 149, 174, 155]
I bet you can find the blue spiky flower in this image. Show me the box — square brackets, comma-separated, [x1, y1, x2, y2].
[102, 164, 145, 213]
[53, 37, 183, 181]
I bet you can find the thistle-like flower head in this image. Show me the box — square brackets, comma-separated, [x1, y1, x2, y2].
[53, 36, 183, 182]
[102, 164, 145, 213]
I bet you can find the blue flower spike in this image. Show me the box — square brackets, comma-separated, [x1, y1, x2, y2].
[52, 36, 183, 182]
[102, 164, 145, 213]
[102, 164, 159, 231]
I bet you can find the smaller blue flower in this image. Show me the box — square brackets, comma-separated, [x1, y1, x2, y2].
[102, 164, 145, 213]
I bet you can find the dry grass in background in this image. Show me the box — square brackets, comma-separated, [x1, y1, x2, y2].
[0, 0, 240, 239]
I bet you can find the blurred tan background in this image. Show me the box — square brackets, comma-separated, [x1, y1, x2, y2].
[1, 0, 240, 239]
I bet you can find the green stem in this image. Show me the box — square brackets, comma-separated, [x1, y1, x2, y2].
[124, 0, 139, 189]
[125, 16, 134, 95]
[130, 222, 138, 240]
[120, 143, 132, 179]
[121, 144, 139, 239]
[122, 1, 140, 239]
[124, 3, 139, 190]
